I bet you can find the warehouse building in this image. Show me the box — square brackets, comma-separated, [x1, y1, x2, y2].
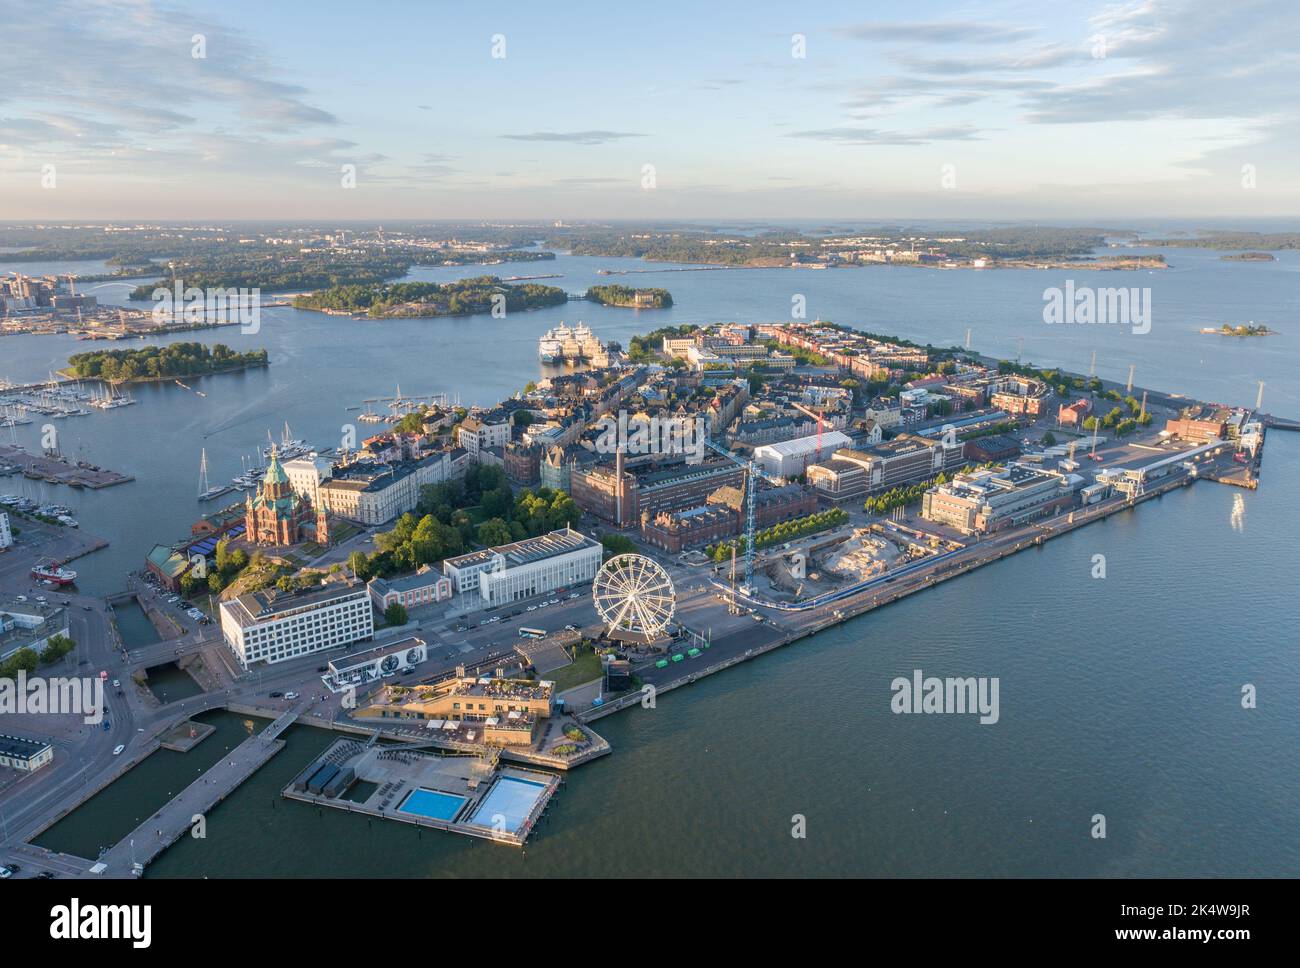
[752, 430, 852, 478]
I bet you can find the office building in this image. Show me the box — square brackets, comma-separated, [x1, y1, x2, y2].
[442, 527, 602, 608]
[219, 579, 374, 668]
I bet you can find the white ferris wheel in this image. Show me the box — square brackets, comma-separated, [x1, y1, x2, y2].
[592, 554, 676, 640]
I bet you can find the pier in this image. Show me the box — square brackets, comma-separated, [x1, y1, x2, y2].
[0, 443, 135, 489]
[71, 701, 308, 877]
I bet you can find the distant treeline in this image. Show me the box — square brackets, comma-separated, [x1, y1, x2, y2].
[66, 342, 268, 382]
[292, 275, 568, 317]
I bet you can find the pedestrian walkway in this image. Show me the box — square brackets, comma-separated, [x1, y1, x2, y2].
[90, 699, 309, 876]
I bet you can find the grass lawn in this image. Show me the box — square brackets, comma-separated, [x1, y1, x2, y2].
[546, 650, 603, 693]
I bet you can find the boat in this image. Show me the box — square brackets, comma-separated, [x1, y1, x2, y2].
[197, 448, 233, 501]
[32, 562, 77, 585]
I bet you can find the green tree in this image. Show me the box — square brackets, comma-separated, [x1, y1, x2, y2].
[384, 602, 409, 626]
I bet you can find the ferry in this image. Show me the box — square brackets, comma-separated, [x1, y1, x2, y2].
[32, 562, 77, 585]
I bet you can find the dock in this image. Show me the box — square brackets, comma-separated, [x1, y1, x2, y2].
[0, 443, 134, 489]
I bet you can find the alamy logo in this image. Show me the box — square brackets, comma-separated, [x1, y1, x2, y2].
[594, 410, 707, 464]
[1042, 281, 1151, 334]
[891, 669, 1000, 725]
[152, 280, 261, 333]
[50, 899, 152, 948]
[0, 672, 104, 724]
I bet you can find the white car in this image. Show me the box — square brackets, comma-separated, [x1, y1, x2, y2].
[284, 692, 299, 700]
[526, 605, 537, 612]
[0, 866, 12, 879]
[112, 745, 125, 756]
[112, 679, 120, 688]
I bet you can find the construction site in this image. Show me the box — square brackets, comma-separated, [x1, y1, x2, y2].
[740, 519, 963, 605]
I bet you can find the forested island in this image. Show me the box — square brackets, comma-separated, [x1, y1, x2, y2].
[64, 342, 269, 382]
[292, 275, 568, 318]
[1142, 231, 1300, 251]
[1220, 252, 1277, 261]
[585, 284, 673, 308]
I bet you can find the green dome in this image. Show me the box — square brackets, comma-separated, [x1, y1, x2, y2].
[263, 448, 289, 485]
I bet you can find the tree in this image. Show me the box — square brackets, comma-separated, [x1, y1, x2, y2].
[384, 602, 408, 626]
[477, 517, 514, 547]
[600, 534, 637, 557]
[347, 550, 371, 580]
[1043, 431, 1057, 446]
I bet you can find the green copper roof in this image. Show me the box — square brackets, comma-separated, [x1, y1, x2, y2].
[263, 448, 288, 485]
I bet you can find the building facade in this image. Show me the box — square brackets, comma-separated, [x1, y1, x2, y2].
[219, 579, 374, 668]
[367, 566, 453, 612]
[0, 733, 53, 773]
[443, 527, 602, 608]
[0, 511, 11, 550]
[921, 464, 1077, 534]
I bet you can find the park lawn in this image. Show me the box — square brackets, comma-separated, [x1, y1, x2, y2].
[547, 651, 604, 693]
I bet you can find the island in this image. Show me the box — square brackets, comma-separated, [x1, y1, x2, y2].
[585, 284, 673, 308]
[63, 342, 269, 382]
[1220, 252, 1277, 262]
[291, 275, 568, 318]
[1200, 323, 1274, 337]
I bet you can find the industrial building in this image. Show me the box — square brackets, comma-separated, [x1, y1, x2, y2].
[921, 463, 1080, 534]
[442, 527, 602, 608]
[219, 578, 374, 668]
[752, 430, 852, 478]
[570, 457, 744, 528]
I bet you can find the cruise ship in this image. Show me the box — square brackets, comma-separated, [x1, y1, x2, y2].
[538, 322, 616, 366]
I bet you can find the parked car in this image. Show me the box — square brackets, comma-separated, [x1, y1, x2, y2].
[284, 692, 299, 700]
[0, 866, 13, 879]
[112, 679, 120, 688]
[269, 691, 285, 698]
[112, 745, 125, 756]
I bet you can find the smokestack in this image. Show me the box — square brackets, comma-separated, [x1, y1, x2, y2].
[615, 449, 625, 526]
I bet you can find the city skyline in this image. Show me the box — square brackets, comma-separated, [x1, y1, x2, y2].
[2, 0, 1297, 220]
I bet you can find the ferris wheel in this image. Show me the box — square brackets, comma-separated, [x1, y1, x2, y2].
[592, 554, 676, 640]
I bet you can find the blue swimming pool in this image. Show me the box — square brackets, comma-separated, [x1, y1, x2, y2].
[468, 776, 548, 833]
[398, 788, 468, 822]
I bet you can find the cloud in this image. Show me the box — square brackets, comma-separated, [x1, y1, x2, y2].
[791, 124, 983, 146]
[501, 130, 647, 145]
[837, 20, 1036, 44]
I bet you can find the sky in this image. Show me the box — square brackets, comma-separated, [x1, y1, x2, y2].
[1, 0, 1297, 221]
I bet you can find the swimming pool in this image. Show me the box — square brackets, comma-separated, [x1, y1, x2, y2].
[468, 776, 548, 833]
[398, 788, 468, 822]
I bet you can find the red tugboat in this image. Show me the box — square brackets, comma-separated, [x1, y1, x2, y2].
[31, 562, 77, 586]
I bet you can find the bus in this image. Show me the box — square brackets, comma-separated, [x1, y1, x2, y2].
[518, 627, 547, 639]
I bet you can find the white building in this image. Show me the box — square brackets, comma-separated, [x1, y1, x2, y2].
[219, 579, 373, 668]
[752, 430, 852, 478]
[0, 597, 69, 662]
[0, 511, 12, 550]
[456, 416, 511, 457]
[317, 452, 450, 525]
[283, 454, 334, 505]
[443, 527, 602, 609]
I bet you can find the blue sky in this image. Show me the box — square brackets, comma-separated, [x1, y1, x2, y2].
[1, 0, 1296, 220]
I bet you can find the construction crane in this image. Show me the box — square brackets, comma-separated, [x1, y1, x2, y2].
[705, 438, 783, 595]
[789, 400, 826, 454]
